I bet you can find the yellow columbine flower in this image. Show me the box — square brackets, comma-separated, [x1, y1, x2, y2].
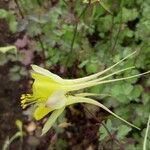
[21, 51, 150, 135]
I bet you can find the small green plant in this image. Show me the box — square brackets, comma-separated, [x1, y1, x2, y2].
[0, 9, 17, 33]
[2, 120, 25, 150]
[99, 119, 131, 140]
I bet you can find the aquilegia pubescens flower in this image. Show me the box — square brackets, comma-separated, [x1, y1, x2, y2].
[21, 51, 150, 135]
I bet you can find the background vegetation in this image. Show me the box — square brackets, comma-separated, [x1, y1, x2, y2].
[0, 0, 150, 149]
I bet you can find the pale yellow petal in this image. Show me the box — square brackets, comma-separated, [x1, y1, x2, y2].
[42, 107, 65, 135]
[31, 65, 64, 83]
[32, 73, 64, 99]
[34, 104, 53, 120]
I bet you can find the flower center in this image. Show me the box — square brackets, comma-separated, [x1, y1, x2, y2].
[21, 94, 38, 109]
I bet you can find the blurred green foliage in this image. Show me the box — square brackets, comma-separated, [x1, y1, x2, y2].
[0, 0, 150, 149]
[0, 9, 17, 33]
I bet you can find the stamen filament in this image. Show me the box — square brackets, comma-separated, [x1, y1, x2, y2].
[21, 100, 36, 109]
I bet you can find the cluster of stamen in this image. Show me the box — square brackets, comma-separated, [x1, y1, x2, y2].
[21, 94, 36, 109]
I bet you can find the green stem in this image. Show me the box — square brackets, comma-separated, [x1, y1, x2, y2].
[66, 1, 91, 66]
[109, 0, 124, 55]
[143, 113, 150, 150]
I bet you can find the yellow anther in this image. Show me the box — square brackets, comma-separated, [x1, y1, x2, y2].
[20, 93, 37, 109]
[26, 94, 31, 97]
[22, 104, 27, 109]
[21, 99, 26, 104]
[21, 94, 26, 100]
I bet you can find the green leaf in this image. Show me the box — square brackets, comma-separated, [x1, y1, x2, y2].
[8, 16, 18, 33]
[122, 7, 139, 22]
[99, 119, 112, 140]
[86, 63, 98, 74]
[111, 84, 122, 97]
[142, 93, 150, 105]
[0, 9, 8, 18]
[99, 0, 112, 15]
[128, 85, 143, 100]
[117, 125, 131, 139]
[122, 83, 133, 95]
